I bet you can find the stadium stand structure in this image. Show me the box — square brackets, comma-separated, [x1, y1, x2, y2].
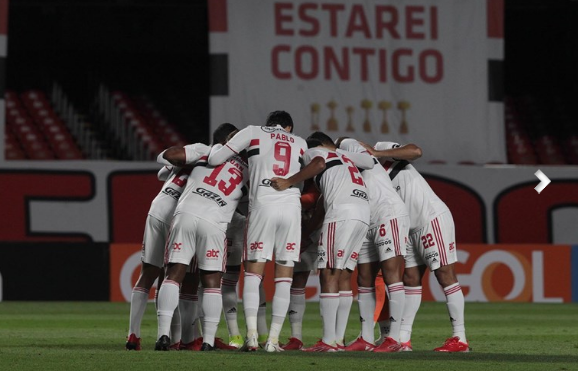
[5, 89, 83, 160]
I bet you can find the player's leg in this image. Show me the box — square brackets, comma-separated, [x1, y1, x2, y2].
[222, 264, 242, 347]
[264, 206, 301, 352]
[264, 262, 294, 351]
[345, 261, 379, 351]
[399, 264, 427, 350]
[257, 280, 269, 346]
[335, 268, 354, 349]
[315, 267, 341, 350]
[127, 262, 160, 350]
[127, 215, 167, 350]
[282, 270, 309, 350]
[155, 215, 197, 351]
[179, 268, 200, 350]
[199, 269, 224, 351]
[429, 213, 468, 352]
[155, 262, 188, 350]
[373, 216, 409, 352]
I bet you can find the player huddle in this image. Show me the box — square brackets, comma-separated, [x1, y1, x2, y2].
[125, 110, 470, 353]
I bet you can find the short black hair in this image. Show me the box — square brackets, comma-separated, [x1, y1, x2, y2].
[307, 131, 334, 147]
[265, 111, 294, 132]
[213, 123, 238, 144]
[306, 138, 323, 149]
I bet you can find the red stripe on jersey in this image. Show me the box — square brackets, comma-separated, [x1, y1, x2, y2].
[226, 144, 239, 154]
[250, 139, 259, 147]
[383, 160, 394, 171]
[327, 152, 339, 159]
[300, 148, 304, 155]
[433, 218, 448, 266]
[199, 156, 208, 161]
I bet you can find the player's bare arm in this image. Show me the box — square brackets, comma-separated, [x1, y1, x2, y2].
[271, 156, 326, 191]
[158, 146, 187, 166]
[360, 142, 423, 161]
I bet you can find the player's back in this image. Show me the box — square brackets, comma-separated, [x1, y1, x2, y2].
[375, 142, 448, 231]
[175, 149, 249, 229]
[244, 125, 307, 210]
[338, 139, 408, 226]
[305, 147, 370, 224]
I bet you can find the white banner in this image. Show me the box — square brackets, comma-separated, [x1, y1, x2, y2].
[210, 0, 505, 164]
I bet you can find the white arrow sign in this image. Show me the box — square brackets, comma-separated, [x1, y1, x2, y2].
[534, 170, 551, 194]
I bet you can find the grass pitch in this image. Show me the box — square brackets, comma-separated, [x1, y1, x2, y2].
[0, 301, 577, 371]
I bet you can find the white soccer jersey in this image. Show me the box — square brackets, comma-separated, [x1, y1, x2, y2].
[175, 150, 249, 230]
[148, 143, 211, 223]
[303, 147, 370, 224]
[208, 125, 308, 210]
[339, 139, 408, 227]
[374, 141, 449, 231]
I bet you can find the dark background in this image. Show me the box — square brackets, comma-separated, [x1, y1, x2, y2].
[5, 0, 578, 144]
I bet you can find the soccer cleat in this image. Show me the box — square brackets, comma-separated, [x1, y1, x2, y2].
[214, 337, 238, 350]
[264, 340, 284, 352]
[200, 342, 216, 351]
[373, 337, 403, 353]
[335, 343, 345, 352]
[434, 337, 470, 352]
[281, 337, 303, 351]
[344, 337, 375, 352]
[180, 337, 203, 351]
[239, 333, 259, 352]
[154, 335, 171, 351]
[125, 333, 141, 351]
[170, 341, 181, 351]
[228, 335, 244, 349]
[400, 340, 413, 352]
[302, 340, 338, 352]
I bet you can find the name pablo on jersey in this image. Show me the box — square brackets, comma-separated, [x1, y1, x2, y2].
[269, 132, 295, 143]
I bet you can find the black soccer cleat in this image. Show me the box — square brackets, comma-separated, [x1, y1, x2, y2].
[200, 342, 216, 351]
[155, 335, 171, 351]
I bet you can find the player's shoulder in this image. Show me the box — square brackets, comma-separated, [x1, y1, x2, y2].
[186, 142, 211, 152]
[338, 138, 363, 152]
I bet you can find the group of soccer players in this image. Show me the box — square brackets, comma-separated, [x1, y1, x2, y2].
[125, 110, 470, 353]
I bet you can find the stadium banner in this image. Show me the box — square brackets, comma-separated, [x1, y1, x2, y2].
[209, 0, 506, 164]
[1, 164, 577, 245]
[109, 243, 574, 303]
[0, 242, 110, 301]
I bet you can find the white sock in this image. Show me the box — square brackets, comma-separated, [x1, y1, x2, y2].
[222, 272, 241, 337]
[320, 293, 340, 345]
[357, 286, 376, 343]
[170, 304, 182, 345]
[444, 283, 467, 343]
[156, 280, 180, 339]
[400, 286, 422, 343]
[387, 282, 405, 342]
[128, 287, 149, 337]
[258, 282, 268, 337]
[179, 294, 198, 344]
[202, 288, 223, 346]
[335, 291, 353, 345]
[269, 277, 292, 344]
[243, 272, 262, 336]
[288, 288, 306, 340]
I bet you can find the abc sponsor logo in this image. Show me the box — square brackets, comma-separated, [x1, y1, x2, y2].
[286, 242, 297, 251]
[206, 249, 220, 259]
[250, 241, 264, 251]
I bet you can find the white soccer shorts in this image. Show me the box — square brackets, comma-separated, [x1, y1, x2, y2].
[317, 219, 368, 271]
[405, 211, 458, 270]
[358, 214, 409, 264]
[165, 213, 227, 272]
[141, 214, 171, 268]
[244, 205, 301, 265]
